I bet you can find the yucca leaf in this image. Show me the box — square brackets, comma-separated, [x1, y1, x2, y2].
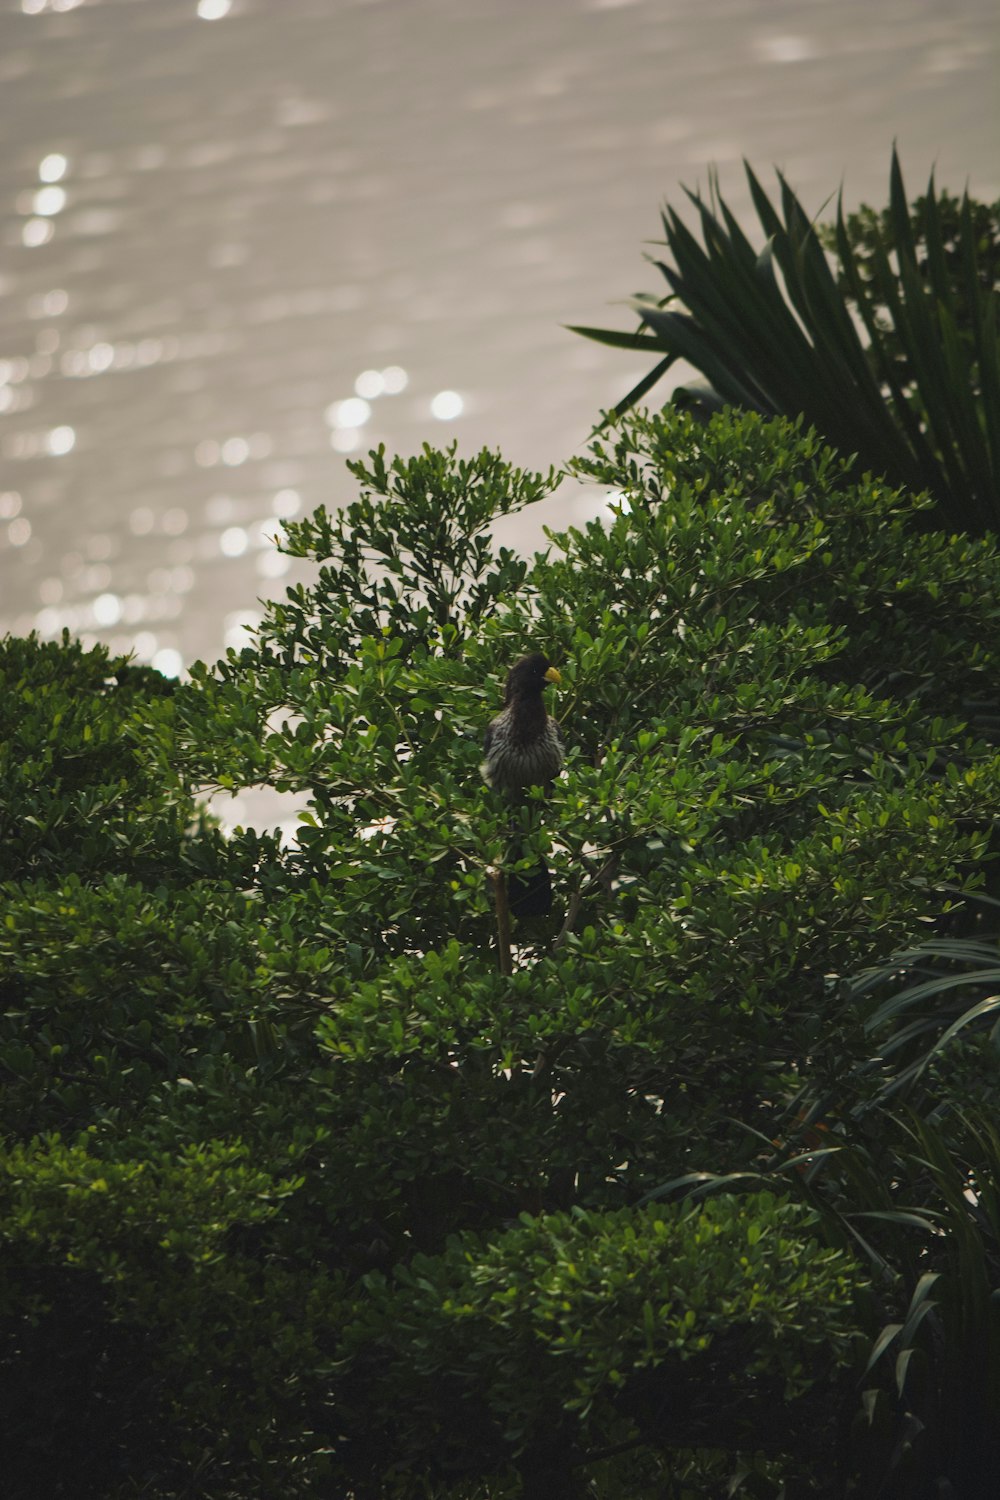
[564, 324, 671, 354]
[658, 199, 827, 406]
[635, 304, 769, 411]
[851, 1210, 943, 1233]
[893, 254, 986, 505]
[937, 301, 995, 518]
[652, 239, 795, 402]
[960, 192, 1000, 477]
[913, 995, 1000, 1074]
[601, 354, 677, 427]
[574, 148, 1000, 529]
[718, 187, 768, 265]
[865, 236, 964, 493]
[896, 1346, 925, 1398]
[635, 1168, 763, 1206]
[888, 146, 920, 264]
[905, 1270, 943, 1314]
[743, 159, 785, 248]
[775, 1145, 844, 1173]
[865, 1321, 905, 1375]
[921, 175, 954, 310]
[832, 198, 943, 488]
[864, 968, 1000, 1031]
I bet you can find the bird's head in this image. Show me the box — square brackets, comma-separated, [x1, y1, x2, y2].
[504, 653, 561, 703]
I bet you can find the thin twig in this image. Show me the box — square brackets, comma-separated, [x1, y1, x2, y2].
[490, 869, 514, 975]
[552, 888, 585, 953]
[552, 854, 619, 952]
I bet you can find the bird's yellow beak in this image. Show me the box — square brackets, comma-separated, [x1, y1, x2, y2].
[544, 666, 561, 685]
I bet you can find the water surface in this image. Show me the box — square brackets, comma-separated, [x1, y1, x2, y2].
[1, 0, 997, 676]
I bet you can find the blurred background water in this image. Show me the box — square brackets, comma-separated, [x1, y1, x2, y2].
[1, 0, 997, 681]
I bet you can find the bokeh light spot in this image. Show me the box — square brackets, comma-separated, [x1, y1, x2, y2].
[92, 593, 123, 627]
[326, 397, 371, 429]
[221, 436, 250, 466]
[354, 369, 385, 399]
[152, 648, 183, 678]
[39, 156, 68, 184]
[33, 186, 67, 216]
[46, 425, 76, 456]
[272, 488, 301, 518]
[431, 389, 464, 420]
[224, 611, 261, 650]
[22, 219, 54, 248]
[220, 526, 249, 557]
[381, 365, 408, 394]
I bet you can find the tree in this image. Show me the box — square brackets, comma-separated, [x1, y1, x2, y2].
[4, 410, 1000, 1496]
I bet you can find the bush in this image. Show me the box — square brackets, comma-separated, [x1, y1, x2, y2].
[4, 409, 1000, 1495]
[343, 1193, 861, 1496]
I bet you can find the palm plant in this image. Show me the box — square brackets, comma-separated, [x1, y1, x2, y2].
[572, 150, 1000, 534]
[633, 906, 1000, 1497]
[843, 1107, 1000, 1500]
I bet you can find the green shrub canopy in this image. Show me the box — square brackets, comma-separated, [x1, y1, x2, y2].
[3, 409, 1000, 1497]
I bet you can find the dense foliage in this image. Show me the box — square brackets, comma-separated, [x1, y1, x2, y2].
[821, 188, 1000, 403]
[3, 408, 1000, 1497]
[572, 151, 1000, 533]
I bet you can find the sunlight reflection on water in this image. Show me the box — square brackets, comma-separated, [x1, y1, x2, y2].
[0, 0, 996, 688]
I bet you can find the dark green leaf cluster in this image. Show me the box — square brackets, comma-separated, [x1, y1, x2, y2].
[1, 632, 198, 884]
[343, 1193, 858, 1488]
[273, 442, 551, 662]
[4, 408, 1000, 1497]
[822, 189, 1000, 401]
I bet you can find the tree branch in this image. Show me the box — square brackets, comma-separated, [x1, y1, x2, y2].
[489, 869, 514, 975]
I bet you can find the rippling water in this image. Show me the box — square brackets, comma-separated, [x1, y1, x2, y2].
[1, 0, 997, 675]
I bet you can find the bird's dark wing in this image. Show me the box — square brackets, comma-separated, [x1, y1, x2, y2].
[482, 721, 494, 756]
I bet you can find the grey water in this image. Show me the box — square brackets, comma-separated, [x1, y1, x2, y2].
[1, 0, 997, 689]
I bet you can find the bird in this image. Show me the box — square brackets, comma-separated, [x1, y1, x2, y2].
[482, 652, 563, 916]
